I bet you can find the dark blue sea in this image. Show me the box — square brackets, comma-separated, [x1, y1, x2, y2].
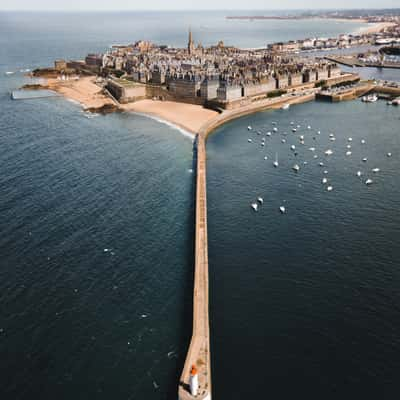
[1, 11, 400, 400]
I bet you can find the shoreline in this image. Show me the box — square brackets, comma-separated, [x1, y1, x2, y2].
[357, 21, 397, 35]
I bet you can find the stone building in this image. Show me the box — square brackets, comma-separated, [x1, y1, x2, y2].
[200, 77, 219, 100]
[54, 60, 67, 71]
[106, 79, 146, 103]
[289, 72, 303, 87]
[217, 83, 242, 102]
[168, 73, 201, 99]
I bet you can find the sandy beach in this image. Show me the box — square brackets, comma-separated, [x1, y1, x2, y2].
[46, 76, 115, 109]
[44, 76, 218, 133]
[124, 100, 218, 134]
[358, 22, 397, 34]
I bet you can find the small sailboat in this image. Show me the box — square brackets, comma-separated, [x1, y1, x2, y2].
[292, 128, 297, 133]
[248, 126, 252, 131]
[324, 170, 328, 175]
[248, 138, 252, 143]
[356, 171, 362, 177]
[322, 177, 328, 184]
[307, 125, 311, 130]
[348, 138, 353, 142]
[387, 152, 392, 157]
[365, 179, 373, 185]
[361, 139, 366, 144]
[282, 103, 290, 110]
[264, 156, 268, 160]
[325, 149, 333, 156]
[346, 151, 352, 156]
[292, 164, 300, 172]
[327, 186, 333, 191]
[330, 137, 336, 142]
[251, 203, 258, 211]
[279, 206, 286, 214]
[273, 152, 279, 168]
[319, 162, 324, 167]
[281, 139, 286, 143]
[291, 145, 296, 151]
[266, 131, 271, 137]
[309, 147, 316, 152]
[362, 157, 368, 162]
[273, 127, 278, 132]
[346, 144, 351, 149]
[257, 197, 264, 204]
[300, 135, 304, 140]
[372, 168, 380, 173]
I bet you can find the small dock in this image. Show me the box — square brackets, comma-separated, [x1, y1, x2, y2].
[11, 89, 60, 100]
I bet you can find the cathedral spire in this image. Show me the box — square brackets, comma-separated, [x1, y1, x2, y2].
[188, 27, 195, 55]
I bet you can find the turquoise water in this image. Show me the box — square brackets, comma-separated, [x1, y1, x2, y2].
[1, 11, 400, 400]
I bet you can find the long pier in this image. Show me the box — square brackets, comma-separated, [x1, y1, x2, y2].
[178, 91, 316, 400]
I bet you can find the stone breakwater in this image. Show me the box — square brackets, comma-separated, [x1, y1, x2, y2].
[177, 91, 316, 400]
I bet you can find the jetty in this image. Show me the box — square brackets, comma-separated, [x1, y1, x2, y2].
[178, 91, 316, 400]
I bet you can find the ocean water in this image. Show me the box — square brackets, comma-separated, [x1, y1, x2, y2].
[0, 11, 399, 400]
[207, 101, 400, 399]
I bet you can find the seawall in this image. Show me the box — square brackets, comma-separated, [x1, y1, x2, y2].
[178, 91, 315, 400]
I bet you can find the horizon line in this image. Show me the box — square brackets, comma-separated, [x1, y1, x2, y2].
[1, 7, 400, 12]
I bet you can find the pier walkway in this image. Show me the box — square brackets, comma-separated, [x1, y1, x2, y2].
[178, 91, 316, 400]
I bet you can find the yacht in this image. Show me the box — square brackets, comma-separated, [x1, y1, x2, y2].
[257, 197, 264, 204]
[292, 128, 297, 132]
[292, 164, 300, 172]
[264, 156, 268, 160]
[348, 137, 353, 142]
[357, 171, 362, 177]
[361, 139, 366, 144]
[362, 158, 368, 162]
[300, 135, 304, 140]
[282, 103, 290, 110]
[346, 151, 352, 156]
[362, 94, 378, 103]
[322, 177, 328, 184]
[319, 162, 325, 167]
[372, 168, 380, 173]
[279, 206, 286, 214]
[291, 145, 296, 151]
[248, 139, 252, 143]
[273, 153, 279, 167]
[267, 131, 271, 137]
[365, 179, 373, 185]
[273, 127, 278, 132]
[347, 144, 352, 149]
[325, 149, 333, 156]
[251, 203, 258, 211]
[281, 139, 286, 143]
[309, 147, 316, 152]
[387, 152, 392, 157]
[248, 126, 252, 131]
[327, 186, 333, 191]
[330, 137, 336, 141]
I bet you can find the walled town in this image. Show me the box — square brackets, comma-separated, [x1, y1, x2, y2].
[46, 30, 350, 110]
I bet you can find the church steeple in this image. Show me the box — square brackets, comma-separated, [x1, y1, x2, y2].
[188, 27, 195, 55]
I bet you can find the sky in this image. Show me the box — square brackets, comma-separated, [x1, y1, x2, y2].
[0, 0, 399, 10]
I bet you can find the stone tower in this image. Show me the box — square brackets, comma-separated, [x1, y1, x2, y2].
[188, 28, 195, 55]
